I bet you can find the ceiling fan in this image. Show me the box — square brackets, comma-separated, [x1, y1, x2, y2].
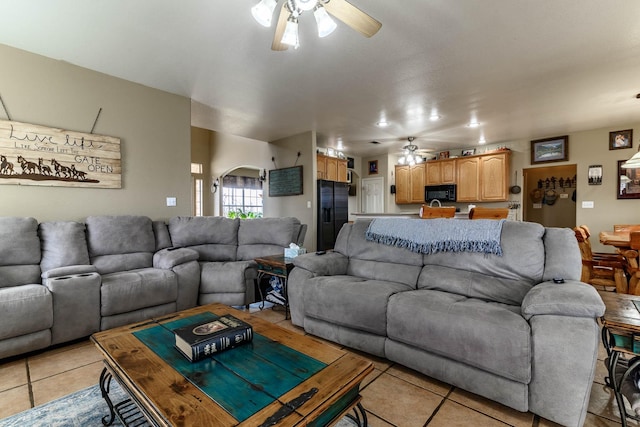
[251, 0, 382, 50]
[397, 137, 436, 165]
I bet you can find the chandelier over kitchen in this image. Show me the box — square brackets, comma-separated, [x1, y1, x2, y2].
[397, 137, 423, 166]
[251, 0, 382, 51]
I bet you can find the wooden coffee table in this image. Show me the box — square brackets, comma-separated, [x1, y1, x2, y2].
[91, 303, 373, 426]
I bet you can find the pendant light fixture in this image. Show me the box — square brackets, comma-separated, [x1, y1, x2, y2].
[397, 137, 423, 166]
[622, 149, 640, 168]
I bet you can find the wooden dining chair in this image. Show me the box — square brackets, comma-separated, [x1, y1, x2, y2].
[573, 226, 628, 293]
[419, 205, 456, 219]
[468, 207, 509, 220]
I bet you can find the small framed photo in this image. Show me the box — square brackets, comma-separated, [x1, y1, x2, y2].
[462, 149, 475, 157]
[588, 165, 602, 185]
[618, 159, 640, 199]
[368, 160, 378, 175]
[531, 136, 569, 164]
[610, 129, 633, 150]
[438, 151, 450, 160]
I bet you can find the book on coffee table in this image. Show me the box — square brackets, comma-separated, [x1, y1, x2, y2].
[173, 314, 253, 361]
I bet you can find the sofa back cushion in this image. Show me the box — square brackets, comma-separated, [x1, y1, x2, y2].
[418, 221, 546, 304]
[168, 216, 239, 261]
[152, 221, 173, 251]
[39, 221, 90, 272]
[0, 217, 41, 288]
[85, 216, 155, 274]
[237, 217, 301, 261]
[338, 220, 424, 288]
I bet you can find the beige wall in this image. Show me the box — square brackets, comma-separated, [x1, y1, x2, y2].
[0, 44, 192, 222]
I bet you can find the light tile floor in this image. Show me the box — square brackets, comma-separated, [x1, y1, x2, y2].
[0, 304, 636, 426]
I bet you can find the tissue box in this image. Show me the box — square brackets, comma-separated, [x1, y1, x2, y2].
[284, 247, 307, 258]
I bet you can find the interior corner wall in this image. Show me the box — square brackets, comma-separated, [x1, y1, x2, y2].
[266, 131, 316, 250]
[0, 43, 191, 222]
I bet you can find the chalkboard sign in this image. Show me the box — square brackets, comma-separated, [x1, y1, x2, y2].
[269, 166, 303, 197]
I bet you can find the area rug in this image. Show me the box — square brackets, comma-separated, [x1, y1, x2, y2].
[0, 381, 357, 427]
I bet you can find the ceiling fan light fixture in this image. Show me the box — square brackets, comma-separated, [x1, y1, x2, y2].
[314, 5, 337, 37]
[251, 0, 277, 27]
[296, 0, 318, 12]
[281, 17, 300, 48]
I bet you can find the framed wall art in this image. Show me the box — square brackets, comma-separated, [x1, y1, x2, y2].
[609, 129, 633, 150]
[588, 165, 602, 185]
[368, 160, 378, 175]
[531, 136, 569, 164]
[462, 148, 475, 156]
[617, 160, 640, 199]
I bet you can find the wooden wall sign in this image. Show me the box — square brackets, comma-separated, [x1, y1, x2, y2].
[0, 119, 121, 188]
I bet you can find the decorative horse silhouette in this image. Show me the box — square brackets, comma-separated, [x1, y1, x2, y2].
[17, 155, 38, 174]
[50, 158, 72, 178]
[38, 158, 52, 176]
[0, 155, 14, 175]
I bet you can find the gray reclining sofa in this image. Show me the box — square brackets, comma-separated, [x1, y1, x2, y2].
[0, 215, 305, 359]
[288, 219, 605, 427]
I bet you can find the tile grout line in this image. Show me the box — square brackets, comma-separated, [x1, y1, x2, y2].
[423, 386, 454, 426]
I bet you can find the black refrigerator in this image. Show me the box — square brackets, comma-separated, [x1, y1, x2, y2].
[317, 179, 349, 251]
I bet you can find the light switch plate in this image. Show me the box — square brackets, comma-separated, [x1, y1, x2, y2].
[582, 201, 594, 208]
[166, 197, 177, 207]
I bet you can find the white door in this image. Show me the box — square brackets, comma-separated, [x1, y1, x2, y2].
[361, 177, 384, 213]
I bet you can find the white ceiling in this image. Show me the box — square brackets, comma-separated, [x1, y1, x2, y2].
[1, 1, 640, 157]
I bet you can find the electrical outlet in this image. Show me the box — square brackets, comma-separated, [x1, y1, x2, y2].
[166, 197, 177, 207]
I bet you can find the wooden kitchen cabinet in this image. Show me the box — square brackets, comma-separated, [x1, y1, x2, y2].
[426, 159, 456, 185]
[456, 151, 510, 202]
[395, 163, 425, 204]
[317, 154, 348, 183]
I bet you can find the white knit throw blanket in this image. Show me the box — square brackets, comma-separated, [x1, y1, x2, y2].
[365, 218, 505, 256]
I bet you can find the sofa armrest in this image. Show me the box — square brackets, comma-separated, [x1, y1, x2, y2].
[41, 264, 97, 279]
[521, 280, 605, 320]
[292, 252, 348, 276]
[153, 247, 199, 269]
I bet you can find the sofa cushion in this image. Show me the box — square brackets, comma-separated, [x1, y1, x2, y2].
[39, 221, 90, 272]
[0, 217, 40, 267]
[417, 265, 535, 306]
[305, 275, 413, 335]
[0, 285, 52, 340]
[0, 265, 42, 289]
[86, 215, 156, 257]
[169, 216, 239, 261]
[100, 268, 177, 316]
[199, 261, 255, 294]
[238, 217, 299, 247]
[387, 289, 531, 383]
[152, 221, 173, 251]
[420, 221, 546, 301]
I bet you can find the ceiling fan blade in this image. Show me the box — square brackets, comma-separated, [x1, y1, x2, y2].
[271, 2, 290, 51]
[323, 0, 381, 38]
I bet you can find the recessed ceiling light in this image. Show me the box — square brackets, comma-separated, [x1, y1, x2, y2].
[429, 113, 440, 121]
[467, 120, 480, 128]
[376, 121, 389, 127]
[479, 136, 486, 144]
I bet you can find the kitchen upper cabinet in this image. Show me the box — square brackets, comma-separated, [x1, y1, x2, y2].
[395, 163, 425, 204]
[426, 159, 456, 185]
[456, 151, 510, 202]
[480, 153, 509, 201]
[455, 157, 480, 202]
[317, 154, 348, 183]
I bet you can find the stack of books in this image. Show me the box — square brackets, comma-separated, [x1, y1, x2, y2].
[173, 314, 253, 362]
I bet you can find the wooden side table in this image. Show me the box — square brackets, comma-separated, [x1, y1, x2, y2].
[601, 292, 640, 427]
[254, 254, 295, 319]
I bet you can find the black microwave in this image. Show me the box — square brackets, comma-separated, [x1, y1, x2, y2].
[425, 184, 457, 202]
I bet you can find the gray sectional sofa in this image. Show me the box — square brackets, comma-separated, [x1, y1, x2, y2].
[0, 215, 304, 360]
[288, 219, 605, 427]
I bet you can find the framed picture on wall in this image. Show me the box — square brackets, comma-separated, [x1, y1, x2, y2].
[610, 129, 633, 150]
[368, 160, 378, 175]
[617, 160, 640, 199]
[588, 165, 602, 185]
[531, 136, 569, 164]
